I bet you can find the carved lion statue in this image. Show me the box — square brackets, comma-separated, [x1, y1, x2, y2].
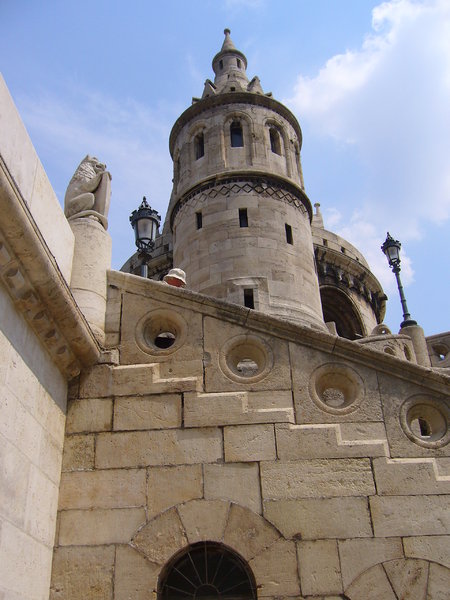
[64, 155, 112, 228]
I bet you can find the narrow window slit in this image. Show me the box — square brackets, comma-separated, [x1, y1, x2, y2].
[285, 223, 293, 244]
[239, 208, 248, 228]
[196, 212, 202, 229]
[244, 288, 254, 309]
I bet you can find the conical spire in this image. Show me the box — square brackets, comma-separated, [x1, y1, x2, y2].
[211, 28, 249, 92]
[221, 28, 236, 51]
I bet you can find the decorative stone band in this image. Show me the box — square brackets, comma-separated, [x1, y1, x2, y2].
[315, 246, 387, 322]
[0, 157, 100, 378]
[170, 172, 312, 231]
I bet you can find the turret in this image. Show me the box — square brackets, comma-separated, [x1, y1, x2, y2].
[164, 30, 325, 329]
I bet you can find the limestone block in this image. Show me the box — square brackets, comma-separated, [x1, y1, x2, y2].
[403, 535, 450, 568]
[61, 434, 95, 471]
[119, 292, 204, 367]
[132, 507, 188, 565]
[338, 537, 404, 589]
[38, 428, 64, 484]
[223, 503, 279, 560]
[224, 424, 276, 462]
[184, 390, 294, 427]
[0, 520, 53, 600]
[373, 457, 450, 495]
[345, 564, 397, 600]
[114, 394, 181, 430]
[204, 463, 262, 513]
[148, 464, 203, 518]
[289, 343, 383, 424]
[79, 365, 112, 399]
[377, 372, 450, 458]
[275, 422, 387, 460]
[96, 428, 222, 468]
[178, 499, 229, 543]
[204, 316, 292, 392]
[24, 464, 59, 546]
[50, 545, 115, 600]
[58, 469, 146, 510]
[114, 545, 160, 600]
[58, 508, 145, 546]
[66, 398, 112, 433]
[111, 363, 199, 397]
[428, 562, 450, 600]
[297, 540, 343, 596]
[0, 434, 29, 527]
[384, 558, 428, 599]
[248, 539, 300, 597]
[261, 458, 375, 499]
[370, 495, 450, 537]
[264, 497, 372, 540]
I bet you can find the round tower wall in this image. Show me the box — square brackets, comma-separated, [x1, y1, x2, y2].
[172, 182, 325, 329]
[172, 100, 304, 198]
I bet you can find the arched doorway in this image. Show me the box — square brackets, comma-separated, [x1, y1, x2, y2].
[158, 542, 257, 600]
[320, 286, 365, 340]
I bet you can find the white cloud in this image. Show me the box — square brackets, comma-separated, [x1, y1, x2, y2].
[17, 89, 173, 269]
[286, 0, 450, 288]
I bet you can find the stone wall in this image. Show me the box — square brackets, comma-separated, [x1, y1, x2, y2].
[0, 285, 67, 600]
[51, 272, 450, 599]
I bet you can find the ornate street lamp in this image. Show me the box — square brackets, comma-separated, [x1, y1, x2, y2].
[381, 232, 417, 328]
[129, 197, 161, 277]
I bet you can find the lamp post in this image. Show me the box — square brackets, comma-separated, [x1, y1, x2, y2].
[381, 232, 417, 328]
[129, 197, 161, 277]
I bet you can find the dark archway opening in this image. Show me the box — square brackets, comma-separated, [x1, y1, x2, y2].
[320, 286, 364, 340]
[158, 542, 257, 600]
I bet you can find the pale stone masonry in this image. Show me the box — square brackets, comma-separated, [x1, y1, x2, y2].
[1, 30, 449, 600]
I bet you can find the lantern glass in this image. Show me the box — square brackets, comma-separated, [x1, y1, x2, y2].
[137, 217, 155, 244]
[381, 233, 401, 268]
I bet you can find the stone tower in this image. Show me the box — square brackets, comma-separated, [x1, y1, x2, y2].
[165, 29, 325, 330]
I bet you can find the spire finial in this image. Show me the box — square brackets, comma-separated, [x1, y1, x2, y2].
[224, 28, 231, 35]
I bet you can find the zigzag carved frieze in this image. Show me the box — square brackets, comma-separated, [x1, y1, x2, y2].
[171, 175, 310, 228]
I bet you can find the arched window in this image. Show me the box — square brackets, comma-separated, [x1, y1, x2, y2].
[230, 121, 243, 147]
[320, 287, 364, 340]
[158, 542, 257, 600]
[194, 132, 205, 159]
[269, 127, 281, 155]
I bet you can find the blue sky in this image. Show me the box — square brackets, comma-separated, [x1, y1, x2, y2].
[1, 0, 449, 335]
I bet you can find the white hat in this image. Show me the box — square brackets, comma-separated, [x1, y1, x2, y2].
[163, 268, 187, 287]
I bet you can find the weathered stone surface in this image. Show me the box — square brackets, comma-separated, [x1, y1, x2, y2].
[133, 507, 187, 565]
[264, 497, 372, 539]
[66, 398, 112, 433]
[185, 390, 294, 427]
[0, 519, 53, 600]
[297, 540, 342, 596]
[59, 508, 145, 545]
[112, 363, 199, 396]
[114, 394, 182, 430]
[204, 463, 261, 513]
[223, 504, 279, 560]
[79, 365, 112, 399]
[276, 422, 387, 460]
[148, 464, 203, 518]
[428, 562, 450, 600]
[96, 428, 222, 468]
[114, 545, 160, 600]
[249, 539, 300, 596]
[58, 469, 146, 510]
[338, 537, 403, 589]
[373, 457, 450, 495]
[261, 458, 375, 499]
[384, 558, 428, 600]
[403, 535, 450, 568]
[178, 499, 229, 543]
[290, 344, 384, 424]
[50, 546, 115, 600]
[370, 496, 450, 537]
[224, 424, 276, 462]
[61, 434, 94, 471]
[345, 564, 397, 600]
